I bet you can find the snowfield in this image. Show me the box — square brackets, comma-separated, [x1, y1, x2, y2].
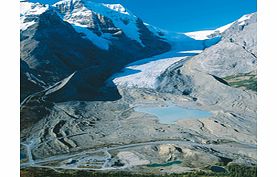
[185, 13, 255, 40]
[108, 50, 202, 89]
[20, 1, 49, 31]
[185, 22, 234, 40]
[238, 13, 254, 26]
[71, 25, 112, 50]
[20, 1, 49, 15]
[53, 0, 145, 47]
[103, 4, 130, 15]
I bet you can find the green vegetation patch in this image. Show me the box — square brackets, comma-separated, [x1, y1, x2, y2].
[223, 72, 257, 92]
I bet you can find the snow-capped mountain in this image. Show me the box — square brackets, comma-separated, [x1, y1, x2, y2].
[20, 0, 171, 99]
[20, 1, 49, 31]
[53, 0, 145, 49]
[184, 13, 257, 78]
[185, 13, 256, 40]
[20, 0, 223, 102]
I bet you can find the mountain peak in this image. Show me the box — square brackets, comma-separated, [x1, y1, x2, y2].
[185, 12, 256, 40]
[237, 13, 255, 26]
[20, 1, 49, 16]
[20, 1, 49, 31]
[102, 3, 130, 15]
[53, 0, 145, 47]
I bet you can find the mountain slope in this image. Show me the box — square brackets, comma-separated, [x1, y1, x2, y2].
[185, 13, 255, 41]
[20, 0, 221, 102]
[20, 0, 171, 100]
[20, 1, 107, 83]
[52, 0, 171, 56]
[157, 13, 257, 98]
[20, 0, 218, 129]
[187, 13, 257, 78]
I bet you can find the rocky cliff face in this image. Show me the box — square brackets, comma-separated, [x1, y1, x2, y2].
[21, 9, 106, 83]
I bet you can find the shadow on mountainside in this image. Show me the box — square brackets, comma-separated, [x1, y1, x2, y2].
[44, 66, 123, 103]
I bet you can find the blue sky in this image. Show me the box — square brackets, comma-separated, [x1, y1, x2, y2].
[30, 0, 257, 32]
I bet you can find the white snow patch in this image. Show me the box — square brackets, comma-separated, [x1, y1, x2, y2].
[238, 14, 253, 22]
[216, 22, 234, 33]
[185, 22, 234, 40]
[20, 1, 49, 31]
[85, 1, 144, 46]
[238, 14, 253, 26]
[54, 0, 145, 46]
[72, 25, 111, 50]
[186, 13, 254, 39]
[186, 13, 254, 40]
[20, 1, 33, 15]
[103, 4, 130, 15]
[178, 50, 203, 54]
[185, 30, 215, 40]
[20, 16, 36, 31]
[20, 2, 48, 16]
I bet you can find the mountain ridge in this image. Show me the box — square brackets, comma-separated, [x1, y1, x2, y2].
[20, 0, 219, 102]
[20, 0, 172, 101]
[185, 13, 256, 40]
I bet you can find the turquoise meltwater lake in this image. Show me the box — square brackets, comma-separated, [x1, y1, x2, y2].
[135, 105, 212, 124]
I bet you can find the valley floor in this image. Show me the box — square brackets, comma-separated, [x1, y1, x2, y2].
[19, 1, 257, 175]
[20, 38, 256, 175]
